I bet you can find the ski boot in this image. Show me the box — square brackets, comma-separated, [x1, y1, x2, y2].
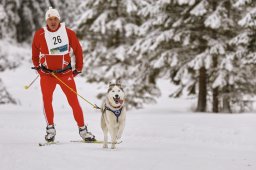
[45, 125, 56, 142]
[79, 125, 96, 141]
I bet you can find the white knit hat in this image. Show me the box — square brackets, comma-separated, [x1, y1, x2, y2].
[45, 7, 60, 21]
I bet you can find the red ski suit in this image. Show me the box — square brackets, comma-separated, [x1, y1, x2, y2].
[32, 24, 85, 127]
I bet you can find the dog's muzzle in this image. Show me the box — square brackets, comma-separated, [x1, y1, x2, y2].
[113, 97, 123, 104]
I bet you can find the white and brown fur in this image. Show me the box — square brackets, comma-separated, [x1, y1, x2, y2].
[101, 81, 126, 149]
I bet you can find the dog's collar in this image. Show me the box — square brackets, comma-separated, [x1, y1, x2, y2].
[104, 105, 123, 122]
[109, 103, 122, 109]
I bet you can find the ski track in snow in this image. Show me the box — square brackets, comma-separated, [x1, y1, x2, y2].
[0, 64, 256, 170]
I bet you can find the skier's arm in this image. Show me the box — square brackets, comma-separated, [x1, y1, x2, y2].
[67, 28, 83, 72]
[32, 31, 40, 68]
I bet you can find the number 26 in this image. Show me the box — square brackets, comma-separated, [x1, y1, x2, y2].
[53, 36, 62, 45]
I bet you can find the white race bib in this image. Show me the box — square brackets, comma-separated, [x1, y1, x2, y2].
[44, 23, 69, 55]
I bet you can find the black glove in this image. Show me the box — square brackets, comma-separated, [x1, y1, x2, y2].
[73, 69, 81, 77]
[31, 66, 41, 70]
[31, 66, 45, 76]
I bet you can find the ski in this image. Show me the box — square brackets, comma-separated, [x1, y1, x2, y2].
[70, 140, 122, 144]
[38, 140, 122, 146]
[38, 141, 60, 146]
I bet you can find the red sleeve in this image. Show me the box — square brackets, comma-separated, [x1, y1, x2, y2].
[67, 28, 84, 72]
[31, 30, 42, 67]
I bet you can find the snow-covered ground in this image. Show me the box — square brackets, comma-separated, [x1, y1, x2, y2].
[0, 63, 256, 170]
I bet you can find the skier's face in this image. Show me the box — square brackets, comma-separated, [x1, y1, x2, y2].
[46, 17, 60, 31]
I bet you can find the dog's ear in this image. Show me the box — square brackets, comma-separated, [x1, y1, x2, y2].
[108, 82, 115, 90]
[109, 81, 113, 87]
[116, 79, 122, 87]
[108, 82, 112, 93]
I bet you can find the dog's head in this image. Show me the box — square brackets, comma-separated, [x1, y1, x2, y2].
[107, 81, 125, 107]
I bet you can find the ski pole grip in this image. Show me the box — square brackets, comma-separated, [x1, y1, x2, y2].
[31, 66, 40, 70]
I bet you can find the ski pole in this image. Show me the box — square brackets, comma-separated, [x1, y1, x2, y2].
[24, 75, 39, 90]
[50, 72, 100, 109]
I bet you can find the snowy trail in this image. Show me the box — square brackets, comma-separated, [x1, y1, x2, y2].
[0, 107, 256, 170]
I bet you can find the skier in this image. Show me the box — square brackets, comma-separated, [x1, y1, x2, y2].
[31, 7, 95, 142]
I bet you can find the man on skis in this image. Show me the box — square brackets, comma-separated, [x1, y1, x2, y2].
[31, 7, 95, 142]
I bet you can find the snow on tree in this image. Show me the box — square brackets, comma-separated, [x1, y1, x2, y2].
[0, 79, 16, 104]
[171, 0, 256, 113]
[128, 0, 199, 108]
[171, 0, 245, 113]
[73, 0, 153, 109]
[0, 40, 30, 104]
[0, 4, 7, 39]
[49, 0, 80, 27]
[0, 0, 21, 104]
[0, 0, 51, 42]
[127, 0, 254, 113]
[1, 0, 20, 40]
[226, 0, 256, 112]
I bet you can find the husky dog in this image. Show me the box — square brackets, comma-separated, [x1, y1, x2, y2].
[101, 81, 126, 149]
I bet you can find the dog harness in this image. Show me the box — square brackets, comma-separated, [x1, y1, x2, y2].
[104, 105, 123, 123]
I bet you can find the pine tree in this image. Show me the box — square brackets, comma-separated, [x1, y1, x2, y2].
[169, 0, 256, 113]
[169, 0, 246, 113]
[128, 0, 252, 113]
[226, 0, 256, 112]
[17, 0, 36, 42]
[1, 0, 20, 40]
[73, 0, 150, 108]
[128, 0, 201, 109]
[49, 0, 80, 27]
[0, 0, 20, 104]
[0, 3, 7, 39]
[0, 79, 16, 104]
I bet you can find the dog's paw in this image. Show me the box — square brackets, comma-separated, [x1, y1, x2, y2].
[111, 144, 116, 149]
[116, 135, 122, 140]
[103, 144, 108, 148]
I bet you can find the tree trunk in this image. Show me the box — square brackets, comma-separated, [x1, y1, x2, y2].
[196, 67, 207, 112]
[222, 94, 231, 113]
[212, 87, 219, 113]
[212, 56, 219, 113]
[222, 85, 232, 113]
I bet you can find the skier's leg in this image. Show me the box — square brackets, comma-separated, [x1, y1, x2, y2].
[58, 74, 95, 141]
[40, 75, 57, 126]
[40, 76, 57, 142]
[58, 74, 84, 127]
